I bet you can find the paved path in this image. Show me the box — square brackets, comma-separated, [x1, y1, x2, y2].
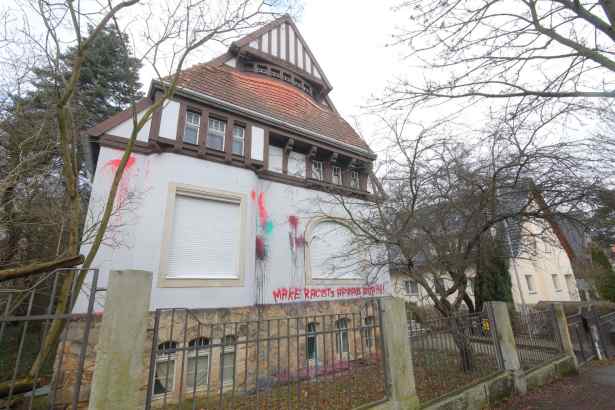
[494, 360, 615, 410]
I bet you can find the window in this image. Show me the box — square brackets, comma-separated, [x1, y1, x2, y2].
[207, 118, 226, 151]
[350, 170, 360, 189]
[565, 274, 575, 296]
[153, 341, 177, 396]
[332, 166, 342, 185]
[404, 280, 419, 295]
[312, 160, 324, 181]
[336, 318, 349, 354]
[283, 72, 292, 83]
[244, 63, 254, 72]
[186, 337, 210, 390]
[362, 317, 375, 350]
[304, 84, 312, 95]
[256, 64, 268, 74]
[232, 126, 245, 156]
[221, 335, 236, 385]
[184, 111, 200, 144]
[552, 274, 562, 292]
[306, 322, 317, 361]
[525, 275, 536, 293]
[162, 185, 243, 282]
[309, 220, 360, 280]
[270, 68, 281, 79]
[293, 78, 302, 88]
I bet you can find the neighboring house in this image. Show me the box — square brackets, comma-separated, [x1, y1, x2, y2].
[78, 15, 388, 312]
[390, 190, 581, 308]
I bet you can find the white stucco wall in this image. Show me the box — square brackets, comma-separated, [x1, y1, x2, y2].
[77, 147, 389, 312]
[509, 220, 580, 306]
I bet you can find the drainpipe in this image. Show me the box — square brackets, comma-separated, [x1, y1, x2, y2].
[503, 219, 527, 312]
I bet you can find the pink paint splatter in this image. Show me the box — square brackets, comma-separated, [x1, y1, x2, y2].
[257, 192, 268, 227]
[251, 190, 256, 201]
[288, 215, 299, 229]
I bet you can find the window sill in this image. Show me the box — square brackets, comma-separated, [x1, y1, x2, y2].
[158, 274, 243, 288]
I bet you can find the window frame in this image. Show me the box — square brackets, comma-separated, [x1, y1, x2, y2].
[306, 322, 318, 361]
[312, 160, 324, 181]
[552, 274, 562, 292]
[206, 117, 227, 151]
[231, 125, 245, 156]
[405, 280, 419, 295]
[332, 166, 342, 185]
[362, 316, 375, 350]
[183, 110, 201, 145]
[336, 318, 350, 354]
[185, 337, 210, 391]
[220, 335, 236, 386]
[350, 170, 360, 189]
[158, 183, 246, 288]
[153, 341, 178, 399]
[525, 275, 536, 294]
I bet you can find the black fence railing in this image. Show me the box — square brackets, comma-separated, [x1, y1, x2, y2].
[408, 308, 503, 403]
[0, 268, 102, 410]
[567, 313, 596, 365]
[510, 307, 563, 370]
[145, 299, 387, 410]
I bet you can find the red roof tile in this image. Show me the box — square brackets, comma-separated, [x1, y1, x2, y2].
[174, 64, 372, 153]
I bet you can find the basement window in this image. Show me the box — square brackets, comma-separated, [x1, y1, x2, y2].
[186, 337, 210, 389]
[153, 341, 177, 396]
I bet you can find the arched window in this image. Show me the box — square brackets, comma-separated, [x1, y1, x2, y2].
[336, 319, 349, 354]
[154, 341, 178, 395]
[186, 337, 210, 390]
[306, 322, 318, 361]
[221, 335, 236, 385]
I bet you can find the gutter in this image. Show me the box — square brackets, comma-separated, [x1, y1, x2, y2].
[150, 80, 377, 160]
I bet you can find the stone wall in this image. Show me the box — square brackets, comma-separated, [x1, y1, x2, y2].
[57, 299, 381, 409]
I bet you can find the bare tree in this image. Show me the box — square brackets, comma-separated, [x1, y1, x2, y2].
[0, 0, 288, 395]
[379, 1, 614, 158]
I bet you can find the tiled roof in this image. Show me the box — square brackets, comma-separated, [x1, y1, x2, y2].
[173, 63, 372, 153]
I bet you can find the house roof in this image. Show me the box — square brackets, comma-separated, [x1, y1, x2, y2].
[169, 63, 371, 152]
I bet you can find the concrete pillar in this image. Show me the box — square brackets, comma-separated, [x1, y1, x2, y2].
[551, 303, 579, 371]
[487, 302, 526, 394]
[378, 297, 420, 410]
[88, 270, 153, 410]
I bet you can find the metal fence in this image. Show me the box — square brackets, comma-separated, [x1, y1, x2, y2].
[566, 312, 596, 365]
[510, 307, 563, 370]
[0, 268, 102, 410]
[408, 307, 503, 403]
[598, 311, 615, 358]
[145, 299, 387, 410]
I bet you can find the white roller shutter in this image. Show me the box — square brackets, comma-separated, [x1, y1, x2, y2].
[166, 194, 240, 278]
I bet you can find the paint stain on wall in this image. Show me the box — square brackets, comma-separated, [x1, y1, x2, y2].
[252, 190, 273, 305]
[104, 154, 138, 214]
[288, 214, 305, 285]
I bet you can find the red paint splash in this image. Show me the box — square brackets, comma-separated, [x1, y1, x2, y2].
[105, 155, 136, 172]
[288, 215, 299, 229]
[256, 236, 266, 260]
[251, 190, 256, 201]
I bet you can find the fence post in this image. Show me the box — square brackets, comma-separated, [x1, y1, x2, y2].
[379, 297, 420, 410]
[551, 303, 579, 371]
[585, 308, 606, 360]
[88, 270, 153, 410]
[487, 302, 526, 394]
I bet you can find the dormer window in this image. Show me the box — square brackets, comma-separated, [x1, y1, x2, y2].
[293, 78, 302, 88]
[244, 63, 254, 72]
[304, 84, 312, 95]
[312, 160, 324, 181]
[283, 72, 292, 83]
[256, 64, 268, 74]
[350, 170, 360, 189]
[270, 68, 281, 79]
